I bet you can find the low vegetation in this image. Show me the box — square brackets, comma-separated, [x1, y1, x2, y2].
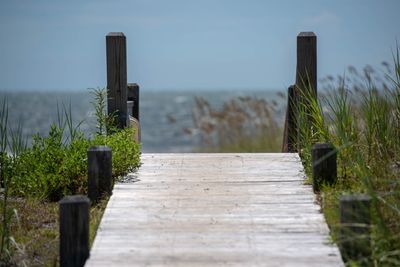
[0, 87, 140, 266]
[192, 47, 400, 266]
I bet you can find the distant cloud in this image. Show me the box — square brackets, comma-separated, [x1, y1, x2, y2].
[301, 12, 341, 29]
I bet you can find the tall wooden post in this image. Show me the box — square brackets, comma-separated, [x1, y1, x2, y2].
[87, 146, 112, 202]
[311, 143, 337, 192]
[296, 32, 317, 146]
[106, 32, 128, 128]
[128, 83, 140, 121]
[283, 32, 317, 152]
[296, 32, 317, 98]
[340, 194, 371, 264]
[59, 195, 90, 267]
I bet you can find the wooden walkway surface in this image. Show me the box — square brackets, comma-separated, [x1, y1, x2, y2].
[85, 153, 344, 266]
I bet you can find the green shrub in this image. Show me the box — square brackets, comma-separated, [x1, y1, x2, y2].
[1, 89, 141, 264]
[9, 126, 140, 201]
[93, 128, 141, 177]
[5, 87, 141, 201]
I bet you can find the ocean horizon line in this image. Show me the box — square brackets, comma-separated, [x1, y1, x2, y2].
[0, 87, 282, 93]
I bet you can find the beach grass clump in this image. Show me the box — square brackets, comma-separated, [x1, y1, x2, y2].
[294, 48, 400, 265]
[191, 95, 284, 152]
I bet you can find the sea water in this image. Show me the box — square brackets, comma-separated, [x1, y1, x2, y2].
[0, 89, 285, 152]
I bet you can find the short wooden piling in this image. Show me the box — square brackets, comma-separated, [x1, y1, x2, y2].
[59, 195, 90, 267]
[339, 194, 371, 264]
[128, 83, 140, 121]
[106, 32, 128, 128]
[311, 143, 337, 192]
[88, 146, 112, 202]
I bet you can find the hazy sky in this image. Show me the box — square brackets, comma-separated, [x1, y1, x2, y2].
[0, 0, 399, 91]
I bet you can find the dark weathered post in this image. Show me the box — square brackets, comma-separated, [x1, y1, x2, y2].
[106, 32, 128, 128]
[296, 32, 317, 148]
[282, 85, 298, 152]
[296, 32, 317, 97]
[127, 83, 140, 121]
[59, 195, 90, 267]
[339, 194, 371, 264]
[311, 143, 337, 192]
[283, 32, 317, 152]
[88, 146, 112, 202]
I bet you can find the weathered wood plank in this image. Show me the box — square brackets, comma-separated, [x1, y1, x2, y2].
[85, 153, 343, 266]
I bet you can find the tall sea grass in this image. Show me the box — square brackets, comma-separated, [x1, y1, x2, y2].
[293, 48, 400, 265]
[0, 98, 10, 263]
[191, 96, 283, 152]
[191, 45, 400, 265]
[0, 98, 27, 265]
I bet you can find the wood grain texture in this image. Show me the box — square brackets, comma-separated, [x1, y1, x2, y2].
[85, 153, 344, 267]
[340, 194, 371, 262]
[282, 85, 298, 153]
[87, 146, 112, 202]
[106, 32, 127, 128]
[296, 32, 317, 96]
[127, 83, 140, 121]
[60, 195, 90, 267]
[311, 143, 337, 193]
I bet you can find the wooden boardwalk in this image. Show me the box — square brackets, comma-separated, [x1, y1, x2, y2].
[85, 153, 344, 266]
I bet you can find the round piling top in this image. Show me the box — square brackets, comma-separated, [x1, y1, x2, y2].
[88, 146, 112, 152]
[340, 194, 371, 202]
[59, 195, 90, 204]
[128, 83, 139, 88]
[312, 142, 334, 150]
[107, 32, 125, 37]
[298, 32, 316, 37]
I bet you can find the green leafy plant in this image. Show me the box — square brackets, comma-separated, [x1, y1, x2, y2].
[94, 128, 141, 176]
[9, 113, 140, 201]
[89, 87, 119, 136]
[89, 87, 108, 136]
[0, 87, 141, 265]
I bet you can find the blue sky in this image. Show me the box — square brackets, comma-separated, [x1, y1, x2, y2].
[0, 0, 399, 91]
